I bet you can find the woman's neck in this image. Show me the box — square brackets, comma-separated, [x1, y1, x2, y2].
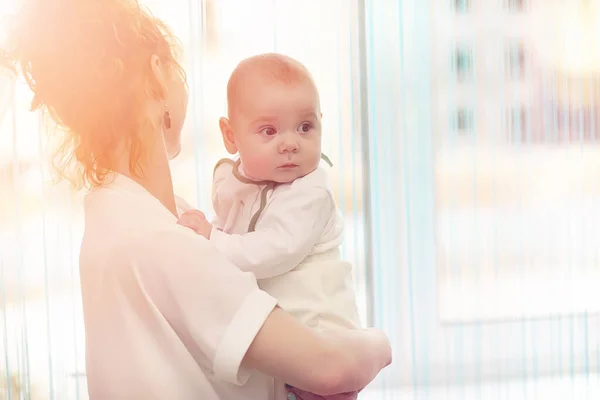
[114, 144, 178, 217]
[139, 162, 178, 217]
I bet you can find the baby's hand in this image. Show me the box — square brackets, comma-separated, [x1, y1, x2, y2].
[177, 209, 213, 239]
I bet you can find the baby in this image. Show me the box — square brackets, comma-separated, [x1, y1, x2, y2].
[178, 53, 361, 399]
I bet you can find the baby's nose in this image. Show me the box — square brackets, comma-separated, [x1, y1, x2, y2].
[280, 136, 299, 152]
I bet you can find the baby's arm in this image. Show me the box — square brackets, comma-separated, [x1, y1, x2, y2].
[209, 187, 334, 279]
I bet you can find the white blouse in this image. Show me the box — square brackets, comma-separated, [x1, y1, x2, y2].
[79, 173, 277, 399]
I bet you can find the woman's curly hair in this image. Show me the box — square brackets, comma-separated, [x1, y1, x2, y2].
[0, 0, 186, 189]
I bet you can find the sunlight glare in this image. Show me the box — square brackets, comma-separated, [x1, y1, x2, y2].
[557, 0, 600, 74]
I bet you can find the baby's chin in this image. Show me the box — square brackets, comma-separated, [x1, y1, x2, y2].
[269, 166, 318, 184]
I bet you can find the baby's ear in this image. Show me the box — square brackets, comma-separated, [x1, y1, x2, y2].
[219, 117, 237, 154]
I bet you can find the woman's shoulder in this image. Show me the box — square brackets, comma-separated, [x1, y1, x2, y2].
[96, 224, 231, 286]
[174, 195, 195, 214]
[132, 224, 215, 259]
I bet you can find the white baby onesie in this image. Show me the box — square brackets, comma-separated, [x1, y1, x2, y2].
[209, 157, 361, 333]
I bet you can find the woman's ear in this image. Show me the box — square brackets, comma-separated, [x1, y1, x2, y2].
[149, 54, 168, 98]
[219, 117, 237, 154]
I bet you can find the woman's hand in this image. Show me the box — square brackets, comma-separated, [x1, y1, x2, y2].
[177, 209, 213, 239]
[286, 385, 359, 400]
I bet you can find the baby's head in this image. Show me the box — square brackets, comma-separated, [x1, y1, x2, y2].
[219, 53, 322, 183]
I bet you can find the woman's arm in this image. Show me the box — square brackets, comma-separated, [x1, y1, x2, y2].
[134, 228, 391, 395]
[243, 307, 391, 395]
[286, 387, 358, 400]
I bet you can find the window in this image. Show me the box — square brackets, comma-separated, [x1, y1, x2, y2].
[452, 107, 474, 134]
[506, 106, 528, 143]
[416, 0, 599, 389]
[452, 0, 471, 13]
[555, 106, 600, 143]
[580, 107, 600, 141]
[505, 41, 525, 80]
[505, 0, 527, 12]
[452, 46, 473, 82]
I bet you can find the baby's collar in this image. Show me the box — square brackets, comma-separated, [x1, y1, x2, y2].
[320, 153, 333, 167]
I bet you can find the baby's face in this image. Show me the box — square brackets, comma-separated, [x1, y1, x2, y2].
[231, 80, 322, 183]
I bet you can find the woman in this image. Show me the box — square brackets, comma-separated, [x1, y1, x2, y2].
[1, 0, 391, 399]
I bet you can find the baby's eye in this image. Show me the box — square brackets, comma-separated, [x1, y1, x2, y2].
[298, 123, 312, 133]
[260, 127, 277, 136]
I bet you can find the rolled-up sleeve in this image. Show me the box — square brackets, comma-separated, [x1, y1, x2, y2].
[129, 227, 278, 385]
[212, 289, 276, 382]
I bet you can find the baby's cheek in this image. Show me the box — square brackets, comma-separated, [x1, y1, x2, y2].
[304, 150, 321, 172]
[242, 155, 274, 180]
